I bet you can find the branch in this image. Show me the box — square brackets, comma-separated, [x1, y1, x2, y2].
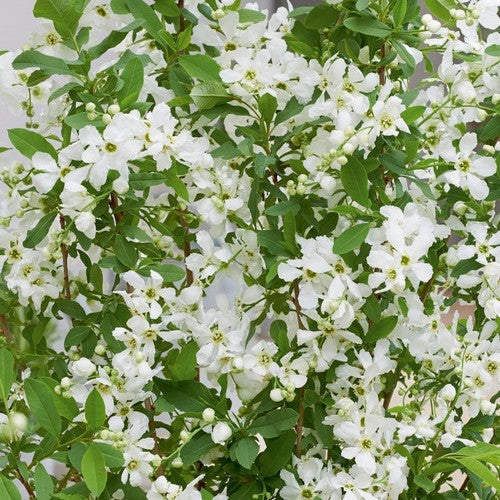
[292, 281, 305, 457]
[0, 314, 13, 342]
[178, 0, 185, 32]
[145, 398, 164, 477]
[179, 212, 193, 287]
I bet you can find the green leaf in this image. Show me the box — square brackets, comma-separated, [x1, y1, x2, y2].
[485, 44, 500, 57]
[56, 299, 86, 320]
[239, 9, 266, 23]
[81, 445, 107, 497]
[333, 223, 370, 255]
[179, 54, 222, 82]
[33, 0, 85, 37]
[153, 0, 180, 17]
[424, 0, 451, 21]
[114, 235, 138, 269]
[34, 464, 54, 500]
[23, 213, 57, 248]
[0, 475, 21, 500]
[85, 389, 106, 431]
[258, 429, 295, 477]
[258, 93, 278, 126]
[414, 474, 436, 493]
[234, 437, 259, 469]
[180, 433, 216, 465]
[87, 20, 144, 60]
[64, 112, 105, 130]
[64, 326, 92, 349]
[304, 4, 339, 29]
[451, 258, 483, 278]
[393, 0, 407, 26]
[340, 157, 370, 207]
[248, 408, 299, 438]
[269, 319, 289, 353]
[265, 199, 300, 217]
[93, 443, 124, 468]
[365, 316, 398, 343]
[344, 17, 392, 37]
[0, 349, 14, 405]
[401, 106, 426, 125]
[171, 342, 198, 380]
[453, 457, 500, 490]
[8, 129, 57, 159]
[25, 378, 61, 436]
[392, 39, 416, 71]
[13, 50, 77, 75]
[191, 81, 230, 110]
[117, 57, 144, 107]
[146, 264, 185, 282]
[156, 379, 221, 413]
[125, 0, 169, 49]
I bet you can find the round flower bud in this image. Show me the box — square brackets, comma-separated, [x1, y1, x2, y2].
[471, 8, 480, 19]
[452, 9, 465, 20]
[427, 20, 441, 33]
[171, 457, 183, 468]
[270, 388, 284, 402]
[492, 94, 500, 105]
[180, 430, 190, 442]
[480, 400, 495, 415]
[421, 14, 433, 24]
[87, 112, 96, 121]
[297, 174, 308, 184]
[100, 429, 110, 440]
[439, 384, 456, 402]
[94, 344, 106, 356]
[465, 17, 474, 26]
[108, 104, 120, 115]
[60, 377, 72, 389]
[483, 145, 495, 154]
[211, 422, 232, 444]
[320, 175, 336, 194]
[102, 113, 112, 125]
[72, 357, 96, 377]
[342, 142, 355, 155]
[296, 183, 306, 196]
[85, 102, 96, 112]
[337, 155, 348, 165]
[419, 30, 432, 40]
[9, 412, 27, 432]
[202, 407, 215, 423]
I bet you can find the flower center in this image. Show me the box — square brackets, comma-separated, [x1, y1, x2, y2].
[105, 142, 117, 153]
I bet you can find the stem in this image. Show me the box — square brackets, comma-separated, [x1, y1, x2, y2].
[378, 43, 386, 85]
[292, 281, 305, 329]
[179, 212, 193, 287]
[59, 215, 72, 301]
[178, 0, 185, 32]
[15, 469, 35, 499]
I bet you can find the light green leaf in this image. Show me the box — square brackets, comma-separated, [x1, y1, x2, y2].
[85, 389, 106, 431]
[258, 93, 278, 126]
[34, 464, 54, 500]
[56, 299, 86, 320]
[0, 475, 21, 500]
[234, 437, 259, 469]
[248, 408, 299, 438]
[304, 4, 339, 29]
[365, 316, 398, 343]
[340, 157, 370, 208]
[8, 129, 57, 159]
[171, 341, 198, 380]
[333, 223, 371, 255]
[25, 378, 61, 436]
[0, 349, 14, 405]
[485, 44, 500, 57]
[393, 0, 407, 26]
[424, 0, 452, 21]
[454, 457, 500, 490]
[23, 213, 57, 249]
[81, 445, 107, 496]
[238, 9, 266, 23]
[146, 264, 185, 282]
[344, 17, 392, 37]
[414, 474, 436, 493]
[125, 0, 169, 49]
[93, 443, 124, 469]
[191, 81, 230, 110]
[179, 55, 222, 82]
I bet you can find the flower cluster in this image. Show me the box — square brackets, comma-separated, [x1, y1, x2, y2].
[0, 1, 498, 499]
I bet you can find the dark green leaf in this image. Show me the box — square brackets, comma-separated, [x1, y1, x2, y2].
[239, 9, 266, 23]
[248, 408, 298, 438]
[64, 326, 91, 349]
[33, 0, 85, 37]
[34, 464, 54, 500]
[156, 379, 221, 413]
[258, 93, 278, 126]
[0, 349, 14, 405]
[258, 429, 295, 477]
[146, 264, 185, 282]
[401, 106, 426, 125]
[191, 81, 230, 110]
[424, 0, 451, 21]
[114, 235, 138, 269]
[180, 433, 216, 465]
[117, 57, 144, 107]
[304, 4, 339, 29]
[234, 437, 259, 469]
[171, 342, 198, 380]
[365, 316, 398, 343]
[340, 157, 370, 207]
[13, 50, 77, 75]
[414, 474, 436, 493]
[56, 300, 86, 320]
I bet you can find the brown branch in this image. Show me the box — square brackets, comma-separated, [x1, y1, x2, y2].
[378, 43, 386, 85]
[295, 387, 305, 457]
[15, 469, 35, 499]
[59, 215, 71, 301]
[292, 281, 305, 329]
[109, 192, 123, 225]
[419, 276, 435, 302]
[179, 212, 193, 287]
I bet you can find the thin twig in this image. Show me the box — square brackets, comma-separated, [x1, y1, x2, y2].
[0, 314, 13, 342]
[292, 281, 305, 456]
[179, 212, 193, 287]
[145, 398, 164, 477]
[178, 0, 185, 32]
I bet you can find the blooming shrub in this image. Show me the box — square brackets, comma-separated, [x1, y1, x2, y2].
[0, 0, 499, 498]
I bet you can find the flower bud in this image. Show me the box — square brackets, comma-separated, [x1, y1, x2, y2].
[94, 344, 106, 356]
[171, 457, 183, 468]
[202, 407, 215, 423]
[439, 384, 456, 402]
[154, 477, 170, 494]
[72, 357, 96, 377]
[270, 388, 284, 402]
[85, 102, 96, 112]
[108, 104, 120, 115]
[180, 430, 190, 442]
[102, 113, 112, 125]
[211, 422, 232, 444]
[9, 412, 27, 432]
[60, 377, 72, 389]
[427, 20, 441, 33]
[297, 174, 308, 184]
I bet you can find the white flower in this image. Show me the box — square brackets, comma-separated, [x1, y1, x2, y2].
[72, 357, 96, 378]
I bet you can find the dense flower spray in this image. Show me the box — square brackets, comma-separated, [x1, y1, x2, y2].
[0, 0, 498, 499]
